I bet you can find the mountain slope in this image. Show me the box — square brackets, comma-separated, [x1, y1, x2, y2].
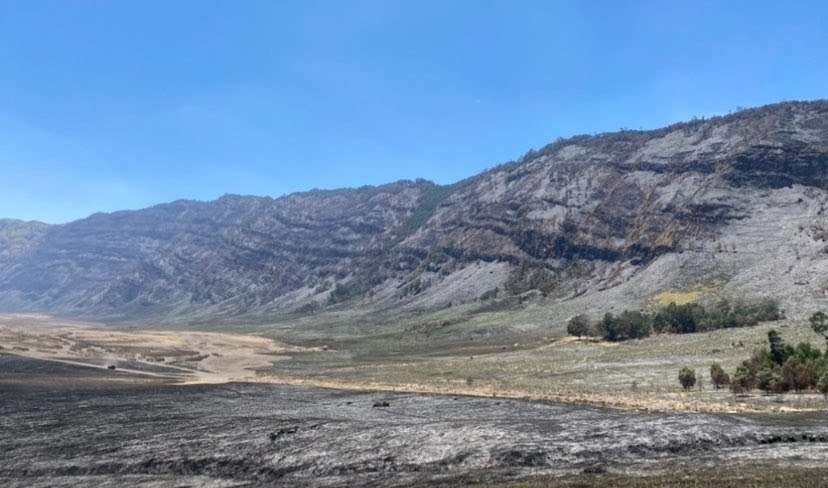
[2, 101, 828, 324]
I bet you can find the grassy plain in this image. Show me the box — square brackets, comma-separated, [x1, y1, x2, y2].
[2, 311, 826, 414]
[262, 318, 828, 413]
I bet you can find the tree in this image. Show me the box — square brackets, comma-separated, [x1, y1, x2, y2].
[792, 342, 823, 363]
[781, 357, 815, 393]
[678, 367, 696, 391]
[810, 311, 828, 343]
[757, 367, 785, 394]
[598, 311, 652, 342]
[732, 365, 756, 393]
[753, 297, 782, 322]
[567, 314, 592, 338]
[701, 300, 737, 330]
[654, 302, 704, 334]
[710, 363, 730, 390]
[768, 329, 788, 366]
[599, 312, 619, 341]
[621, 310, 652, 340]
[729, 379, 747, 395]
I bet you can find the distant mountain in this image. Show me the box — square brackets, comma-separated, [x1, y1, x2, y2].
[0, 219, 48, 261]
[2, 101, 828, 323]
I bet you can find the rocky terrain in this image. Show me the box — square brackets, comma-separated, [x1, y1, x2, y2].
[2, 101, 828, 324]
[2, 355, 828, 488]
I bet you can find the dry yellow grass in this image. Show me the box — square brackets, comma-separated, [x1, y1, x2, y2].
[262, 320, 828, 414]
[651, 287, 710, 306]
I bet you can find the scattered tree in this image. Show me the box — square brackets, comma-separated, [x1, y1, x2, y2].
[757, 367, 784, 394]
[782, 357, 815, 393]
[810, 311, 828, 343]
[768, 329, 788, 366]
[731, 365, 757, 393]
[710, 363, 730, 390]
[567, 314, 592, 338]
[597, 310, 651, 342]
[678, 367, 697, 391]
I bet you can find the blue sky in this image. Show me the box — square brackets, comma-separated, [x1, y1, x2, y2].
[1, 0, 826, 223]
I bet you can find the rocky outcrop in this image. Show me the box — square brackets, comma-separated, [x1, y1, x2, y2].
[1, 101, 827, 322]
[0, 220, 48, 262]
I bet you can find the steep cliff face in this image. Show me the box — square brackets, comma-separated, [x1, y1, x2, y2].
[0, 182, 431, 319]
[389, 101, 828, 315]
[407, 101, 827, 264]
[2, 101, 828, 322]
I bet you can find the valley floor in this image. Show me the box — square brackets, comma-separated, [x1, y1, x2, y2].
[263, 320, 828, 415]
[2, 313, 827, 414]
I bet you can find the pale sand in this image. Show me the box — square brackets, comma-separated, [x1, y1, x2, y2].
[0, 313, 312, 384]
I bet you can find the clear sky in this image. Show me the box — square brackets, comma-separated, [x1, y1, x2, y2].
[1, 0, 826, 223]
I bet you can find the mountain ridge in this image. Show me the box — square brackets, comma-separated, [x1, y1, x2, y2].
[2, 100, 828, 326]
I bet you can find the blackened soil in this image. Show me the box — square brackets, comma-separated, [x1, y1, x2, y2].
[1, 355, 827, 487]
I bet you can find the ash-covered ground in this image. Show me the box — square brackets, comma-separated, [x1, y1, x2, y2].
[1, 354, 827, 488]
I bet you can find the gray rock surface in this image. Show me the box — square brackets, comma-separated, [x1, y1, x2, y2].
[1, 101, 827, 323]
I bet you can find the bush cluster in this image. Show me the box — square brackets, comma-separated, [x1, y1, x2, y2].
[728, 329, 828, 395]
[678, 367, 697, 391]
[567, 298, 781, 342]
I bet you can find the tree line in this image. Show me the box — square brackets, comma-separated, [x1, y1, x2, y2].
[567, 298, 782, 342]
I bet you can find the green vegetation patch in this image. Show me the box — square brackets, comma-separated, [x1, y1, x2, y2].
[567, 298, 782, 342]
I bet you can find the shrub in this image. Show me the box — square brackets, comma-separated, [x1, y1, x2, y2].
[710, 363, 730, 390]
[768, 329, 788, 366]
[598, 312, 617, 341]
[653, 302, 705, 334]
[700, 299, 738, 330]
[732, 365, 757, 393]
[756, 298, 782, 321]
[782, 357, 816, 393]
[598, 311, 651, 342]
[621, 310, 652, 340]
[757, 367, 785, 393]
[678, 367, 696, 391]
[792, 341, 823, 363]
[810, 311, 828, 341]
[567, 314, 592, 338]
